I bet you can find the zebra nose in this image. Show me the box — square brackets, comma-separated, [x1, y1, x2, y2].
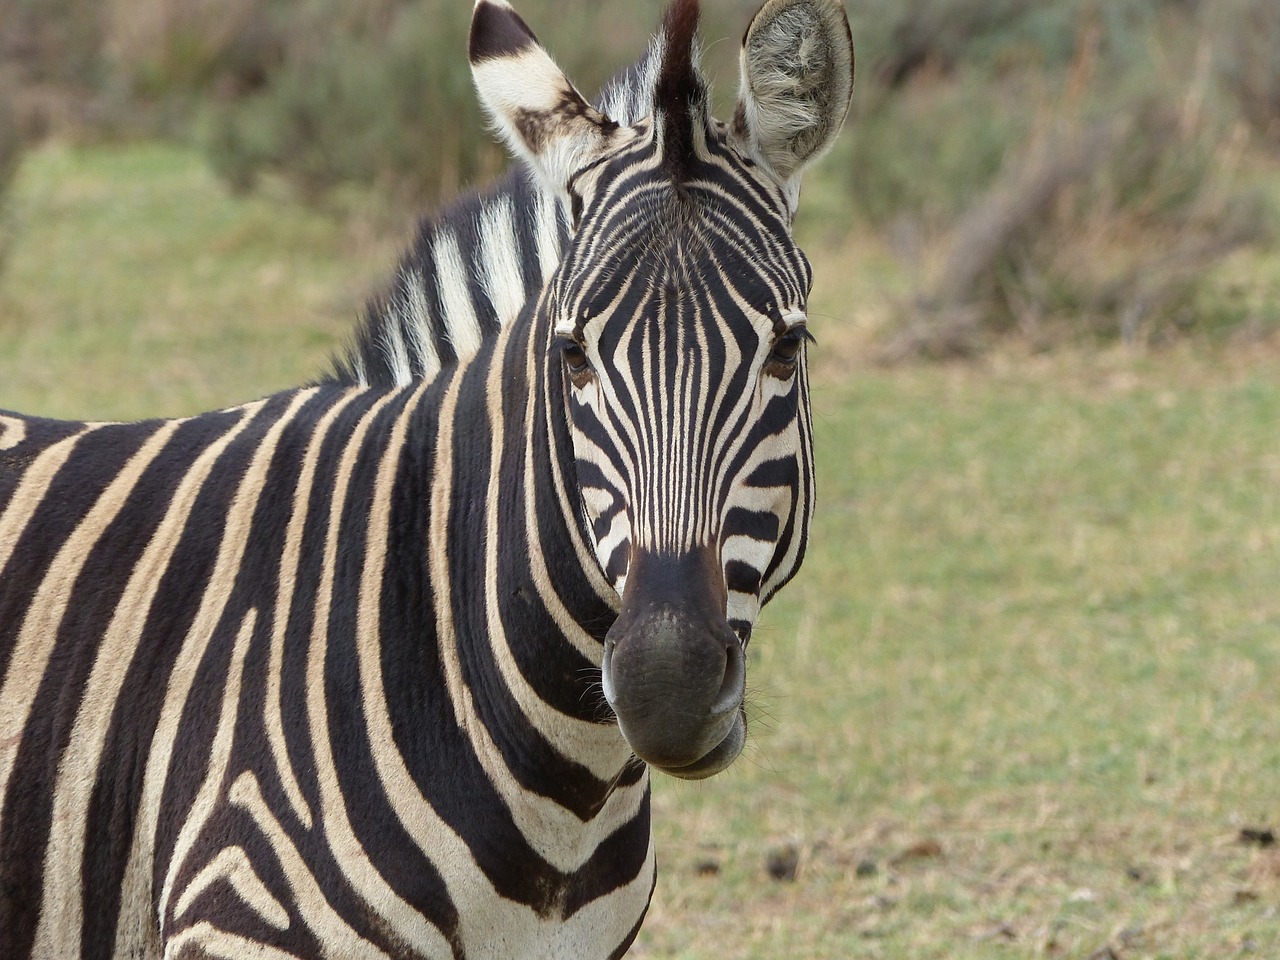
[602, 604, 746, 772]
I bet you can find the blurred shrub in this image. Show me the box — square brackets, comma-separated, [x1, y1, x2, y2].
[0, 71, 26, 273]
[0, 0, 113, 139]
[197, 0, 496, 204]
[843, 72, 1036, 227]
[842, 0, 1276, 357]
[192, 0, 699, 205]
[104, 0, 264, 102]
[0, 0, 105, 91]
[1211, 0, 1280, 144]
[842, 0, 1217, 227]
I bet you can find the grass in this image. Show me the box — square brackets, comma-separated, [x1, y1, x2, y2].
[637, 349, 1280, 958]
[0, 142, 397, 420]
[2, 144, 1278, 957]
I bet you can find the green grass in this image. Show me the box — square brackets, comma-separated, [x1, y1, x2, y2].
[0, 142, 395, 420]
[2, 144, 1278, 957]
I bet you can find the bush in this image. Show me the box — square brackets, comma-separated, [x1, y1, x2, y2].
[841, 0, 1276, 357]
[0, 0, 106, 91]
[1211, 0, 1280, 144]
[198, 1, 497, 204]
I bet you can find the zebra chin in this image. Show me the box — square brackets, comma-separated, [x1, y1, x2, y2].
[600, 547, 750, 780]
[647, 708, 747, 781]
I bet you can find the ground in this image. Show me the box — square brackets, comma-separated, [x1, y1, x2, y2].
[1, 143, 1277, 959]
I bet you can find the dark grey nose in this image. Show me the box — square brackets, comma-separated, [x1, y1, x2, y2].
[601, 548, 747, 777]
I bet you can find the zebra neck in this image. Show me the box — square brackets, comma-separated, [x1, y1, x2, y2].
[382, 322, 632, 815]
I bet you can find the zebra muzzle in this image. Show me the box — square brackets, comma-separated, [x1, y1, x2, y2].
[601, 548, 748, 780]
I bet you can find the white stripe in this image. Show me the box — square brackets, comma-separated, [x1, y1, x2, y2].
[378, 306, 413, 387]
[533, 189, 563, 282]
[477, 197, 527, 327]
[0, 415, 26, 451]
[398, 267, 442, 380]
[433, 228, 484, 359]
[163, 920, 304, 960]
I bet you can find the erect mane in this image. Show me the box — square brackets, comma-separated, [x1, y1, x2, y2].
[327, 0, 711, 389]
[653, 0, 709, 184]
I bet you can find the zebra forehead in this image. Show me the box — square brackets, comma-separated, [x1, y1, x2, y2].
[588, 196, 802, 288]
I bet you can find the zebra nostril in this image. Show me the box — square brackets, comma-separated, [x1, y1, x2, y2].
[601, 637, 618, 706]
[711, 642, 745, 718]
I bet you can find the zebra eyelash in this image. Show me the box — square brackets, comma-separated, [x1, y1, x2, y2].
[767, 325, 815, 368]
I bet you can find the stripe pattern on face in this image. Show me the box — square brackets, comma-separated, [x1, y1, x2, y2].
[555, 122, 818, 639]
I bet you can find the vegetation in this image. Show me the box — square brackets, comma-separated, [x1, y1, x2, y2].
[0, 143, 390, 419]
[828, 0, 1276, 354]
[3, 0, 1280, 351]
[0, 143, 1277, 958]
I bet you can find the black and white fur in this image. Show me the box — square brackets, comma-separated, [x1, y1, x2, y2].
[0, 1, 853, 956]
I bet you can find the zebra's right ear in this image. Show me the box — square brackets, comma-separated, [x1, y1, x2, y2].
[470, 0, 619, 193]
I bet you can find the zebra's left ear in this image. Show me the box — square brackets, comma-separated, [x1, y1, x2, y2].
[470, 0, 620, 193]
[731, 0, 854, 189]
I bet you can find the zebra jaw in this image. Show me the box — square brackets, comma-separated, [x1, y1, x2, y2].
[599, 548, 748, 780]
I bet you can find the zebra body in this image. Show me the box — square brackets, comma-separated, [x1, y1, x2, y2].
[0, 0, 854, 956]
[1, 335, 648, 958]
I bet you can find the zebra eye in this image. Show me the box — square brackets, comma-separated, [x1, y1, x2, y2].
[560, 338, 591, 377]
[767, 327, 814, 371]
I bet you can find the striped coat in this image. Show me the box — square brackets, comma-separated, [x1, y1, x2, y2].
[0, 0, 854, 956]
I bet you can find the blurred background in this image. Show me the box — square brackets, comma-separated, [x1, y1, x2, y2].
[1, 1, 1279, 957]
[2, 0, 1278, 382]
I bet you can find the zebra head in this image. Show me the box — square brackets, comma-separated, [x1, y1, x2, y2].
[471, 0, 853, 779]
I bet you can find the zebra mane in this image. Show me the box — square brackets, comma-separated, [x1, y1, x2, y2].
[328, 11, 677, 389]
[653, 0, 710, 185]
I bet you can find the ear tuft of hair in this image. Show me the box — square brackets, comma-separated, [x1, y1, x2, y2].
[733, 0, 854, 185]
[654, 0, 708, 184]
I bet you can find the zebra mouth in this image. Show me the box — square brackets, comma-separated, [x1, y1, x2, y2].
[649, 709, 747, 781]
[601, 628, 748, 780]
[600, 545, 750, 779]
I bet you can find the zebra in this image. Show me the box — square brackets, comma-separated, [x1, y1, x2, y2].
[0, 0, 854, 957]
